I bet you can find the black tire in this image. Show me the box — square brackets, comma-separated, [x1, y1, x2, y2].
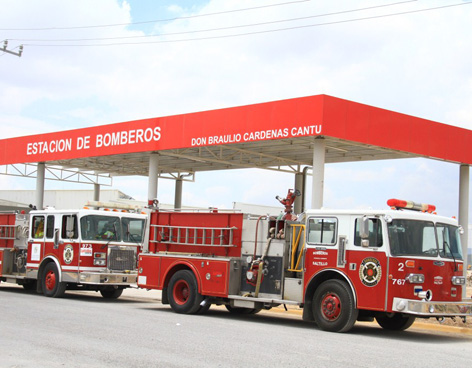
[312, 279, 358, 333]
[42, 262, 66, 298]
[100, 287, 123, 299]
[225, 305, 262, 314]
[376, 313, 416, 331]
[167, 270, 203, 314]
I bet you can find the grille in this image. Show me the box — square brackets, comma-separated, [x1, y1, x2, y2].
[108, 248, 136, 271]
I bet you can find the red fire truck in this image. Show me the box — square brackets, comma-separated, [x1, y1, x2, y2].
[137, 192, 472, 332]
[0, 205, 147, 298]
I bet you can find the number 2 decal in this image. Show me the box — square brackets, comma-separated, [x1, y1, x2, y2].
[393, 263, 406, 285]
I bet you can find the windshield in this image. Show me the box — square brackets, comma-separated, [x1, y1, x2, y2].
[80, 215, 122, 241]
[121, 217, 146, 243]
[388, 219, 462, 259]
[436, 223, 463, 260]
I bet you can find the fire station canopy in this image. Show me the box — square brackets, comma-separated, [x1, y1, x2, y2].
[1, 94, 472, 178]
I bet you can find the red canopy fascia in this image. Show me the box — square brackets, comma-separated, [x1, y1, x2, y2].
[0, 95, 470, 166]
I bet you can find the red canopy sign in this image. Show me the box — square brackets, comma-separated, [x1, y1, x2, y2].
[1, 95, 471, 165]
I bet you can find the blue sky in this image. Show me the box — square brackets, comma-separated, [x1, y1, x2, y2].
[125, 0, 210, 33]
[1, 0, 472, 220]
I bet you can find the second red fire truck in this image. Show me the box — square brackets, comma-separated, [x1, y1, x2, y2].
[137, 192, 472, 332]
[0, 205, 147, 298]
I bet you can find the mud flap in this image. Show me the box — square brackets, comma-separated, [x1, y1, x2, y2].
[161, 286, 169, 304]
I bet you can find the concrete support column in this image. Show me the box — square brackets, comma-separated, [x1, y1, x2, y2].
[175, 177, 183, 210]
[294, 172, 303, 214]
[93, 183, 100, 202]
[148, 153, 159, 204]
[35, 162, 45, 210]
[459, 164, 469, 298]
[311, 138, 326, 209]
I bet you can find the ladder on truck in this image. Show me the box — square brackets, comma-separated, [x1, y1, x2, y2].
[0, 223, 17, 248]
[0, 224, 16, 240]
[150, 224, 238, 248]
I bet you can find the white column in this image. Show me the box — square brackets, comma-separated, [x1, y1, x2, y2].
[294, 172, 303, 214]
[174, 177, 183, 210]
[459, 164, 469, 298]
[311, 138, 326, 209]
[35, 162, 45, 210]
[148, 153, 159, 205]
[93, 183, 100, 201]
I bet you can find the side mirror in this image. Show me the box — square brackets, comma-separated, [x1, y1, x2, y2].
[66, 216, 74, 239]
[126, 223, 131, 242]
[53, 228, 60, 248]
[359, 216, 370, 247]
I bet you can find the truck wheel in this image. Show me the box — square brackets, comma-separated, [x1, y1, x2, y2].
[168, 270, 203, 314]
[312, 279, 358, 333]
[225, 305, 262, 314]
[376, 313, 416, 331]
[100, 287, 123, 299]
[42, 263, 66, 298]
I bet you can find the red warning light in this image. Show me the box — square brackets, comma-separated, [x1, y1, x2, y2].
[387, 198, 436, 213]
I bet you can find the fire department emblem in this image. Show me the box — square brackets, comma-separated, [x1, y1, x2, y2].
[359, 257, 382, 287]
[63, 244, 74, 264]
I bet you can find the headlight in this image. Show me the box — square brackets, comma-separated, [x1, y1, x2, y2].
[406, 273, 425, 284]
[94, 259, 106, 266]
[94, 252, 106, 266]
[451, 276, 466, 285]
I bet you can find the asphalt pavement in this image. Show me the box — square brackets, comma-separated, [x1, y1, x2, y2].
[1, 283, 471, 368]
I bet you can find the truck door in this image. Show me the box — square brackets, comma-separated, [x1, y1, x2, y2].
[28, 215, 46, 270]
[346, 216, 388, 311]
[304, 216, 340, 283]
[60, 214, 80, 282]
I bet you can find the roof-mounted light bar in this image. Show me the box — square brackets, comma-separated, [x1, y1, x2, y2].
[387, 198, 436, 213]
[84, 200, 143, 212]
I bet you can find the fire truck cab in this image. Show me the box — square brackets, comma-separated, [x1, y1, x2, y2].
[0, 207, 147, 299]
[137, 195, 472, 332]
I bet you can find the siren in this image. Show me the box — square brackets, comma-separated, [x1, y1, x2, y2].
[387, 198, 436, 213]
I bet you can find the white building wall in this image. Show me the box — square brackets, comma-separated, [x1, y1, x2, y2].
[233, 201, 284, 217]
[0, 190, 131, 209]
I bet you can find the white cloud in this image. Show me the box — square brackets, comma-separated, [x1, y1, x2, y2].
[0, 115, 59, 138]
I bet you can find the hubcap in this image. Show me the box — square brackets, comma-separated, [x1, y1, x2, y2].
[173, 280, 190, 305]
[321, 293, 341, 321]
[45, 270, 56, 291]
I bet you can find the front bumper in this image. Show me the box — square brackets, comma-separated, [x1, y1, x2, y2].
[76, 271, 138, 285]
[392, 297, 472, 317]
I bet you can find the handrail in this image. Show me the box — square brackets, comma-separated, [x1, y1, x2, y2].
[154, 208, 241, 213]
[287, 224, 305, 272]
